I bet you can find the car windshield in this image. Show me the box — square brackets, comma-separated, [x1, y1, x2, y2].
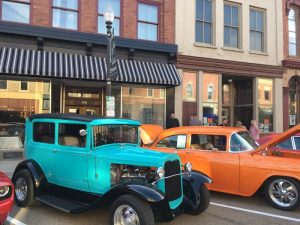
[93, 125, 138, 147]
[230, 131, 258, 152]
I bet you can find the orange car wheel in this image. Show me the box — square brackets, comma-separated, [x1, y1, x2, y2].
[264, 177, 300, 211]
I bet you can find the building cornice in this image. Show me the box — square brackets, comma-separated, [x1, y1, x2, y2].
[0, 21, 177, 54]
[177, 54, 284, 78]
[282, 59, 300, 69]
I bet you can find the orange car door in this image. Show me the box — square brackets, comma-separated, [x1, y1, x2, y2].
[184, 133, 240, 194]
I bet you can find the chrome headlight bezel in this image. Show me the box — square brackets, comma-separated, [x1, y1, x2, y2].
[156, 167, 165, 179]
[0, 185, 10, 198]
[185, 162, 193, 172]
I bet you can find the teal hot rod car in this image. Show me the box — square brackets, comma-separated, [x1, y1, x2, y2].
[12, 114, 211, 225]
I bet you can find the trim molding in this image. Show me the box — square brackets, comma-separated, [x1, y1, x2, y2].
[0, 21, 177, 54]
[176, 55, 284, 78]
[286, 0, 300, 15]
[282, 59, 300, 69]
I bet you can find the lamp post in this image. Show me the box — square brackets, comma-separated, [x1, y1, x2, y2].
[104, 8, 115, 117]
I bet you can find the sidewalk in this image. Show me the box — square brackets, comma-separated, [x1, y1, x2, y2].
[0, 159, 22, 178]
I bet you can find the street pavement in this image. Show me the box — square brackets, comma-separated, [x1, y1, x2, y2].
[1, 160, 300, 225]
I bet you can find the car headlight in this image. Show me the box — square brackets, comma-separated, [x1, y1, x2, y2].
[185, 162, 193, 172]
[0, 186, 10, 197]
[157, 167, 165, 178]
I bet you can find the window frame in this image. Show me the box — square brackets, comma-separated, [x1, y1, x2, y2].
[51, 0, 80, 31]
[32, 121, 55, 144]
[249, 7, 266, 52]
[147, 88, 153, 97]
[0, 0, 31, 24]
[137, 1, 160, 42]
[97, 0, 122, 36]
[156, 134, 187, 149]
[20, 81, 28, 91]
[288, 7, 297, 56]
[195, 0, 214, 45]
[0, 80, 7, 90]
[224, 2, 240, 49]
[58, 122, 87, 148]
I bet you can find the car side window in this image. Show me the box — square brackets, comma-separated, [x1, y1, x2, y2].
[33, 122, 55, 144]
[190, 134, 226, 151]
[277, 138, 293, 150]
[293, 137, 300, 150]
[58, 123, 87, 148]
[156, 135, 186, 149]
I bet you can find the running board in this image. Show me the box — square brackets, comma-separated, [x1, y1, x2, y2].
[36, 194, 90, 213]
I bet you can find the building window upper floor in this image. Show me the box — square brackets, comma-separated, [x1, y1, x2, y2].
[1, 0, 30, 24]
[288, 7, 298, 56]
[249, 8, 265, 52]
[224, 2, 240, 49]
[137, 2, 159, 42]
[195, 0, 213, 45]
[52, 0, 78, 30]
[98, 0, 121, 36]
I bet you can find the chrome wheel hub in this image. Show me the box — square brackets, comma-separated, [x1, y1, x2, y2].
[15, 177, 28, 201]
[114, 205, 140, 225]
[269, 179, 298, 208]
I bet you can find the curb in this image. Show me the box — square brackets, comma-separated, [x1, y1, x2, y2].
[0, 149, 24, 160]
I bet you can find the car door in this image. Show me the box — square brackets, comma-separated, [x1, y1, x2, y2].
[50, 122, 89, 192]
[181, 133, 240, 194]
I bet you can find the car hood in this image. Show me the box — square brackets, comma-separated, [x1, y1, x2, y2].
[252, 124, 300, 154]
[95, 144, 180, 168]
[140, 124, 164, 145]
[0, 172, 12, 186]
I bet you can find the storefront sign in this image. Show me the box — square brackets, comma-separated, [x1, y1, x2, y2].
[290, 115, 296, 126]
[106, 96, 115, 117]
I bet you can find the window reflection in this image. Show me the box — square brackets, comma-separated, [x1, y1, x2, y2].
[203, 73, 218, 125]
[258, 79, 273, 132]
[2, 0, 30, 23]
[122, 87, 165, 127]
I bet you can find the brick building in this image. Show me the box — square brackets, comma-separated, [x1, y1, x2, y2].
[0, 0, 180, 142]
[282, 0, 300, 130]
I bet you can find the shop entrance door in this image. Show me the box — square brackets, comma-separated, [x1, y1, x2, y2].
[222, 77, 253, 129]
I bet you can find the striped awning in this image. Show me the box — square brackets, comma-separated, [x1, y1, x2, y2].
[0, 47, 181, 86]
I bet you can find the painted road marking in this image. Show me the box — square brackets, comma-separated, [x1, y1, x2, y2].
[211, 202, 300, 223]
[6, 216, 26, 225]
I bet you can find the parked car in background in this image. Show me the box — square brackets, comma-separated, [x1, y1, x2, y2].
[141, 124, 300, 211]
[257, 133, 300, 151]
[12, 114, 211, 225]
[0, 172, 14, 225]
[0, 123, 25, 149]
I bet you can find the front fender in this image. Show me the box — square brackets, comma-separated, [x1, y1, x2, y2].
[12, 159, 47, 193]
[101, 183, 174, 221]
[182, 171, 212, 212]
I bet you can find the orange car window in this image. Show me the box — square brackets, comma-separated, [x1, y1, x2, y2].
[156, 135, 186, 149]
[190, 134, 226, 151]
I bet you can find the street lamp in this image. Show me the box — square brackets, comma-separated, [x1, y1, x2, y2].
[104, 7, 115, 117]
[104, 7, 114, 98]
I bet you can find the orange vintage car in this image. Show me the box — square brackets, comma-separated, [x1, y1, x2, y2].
[140, 124, 300, 211]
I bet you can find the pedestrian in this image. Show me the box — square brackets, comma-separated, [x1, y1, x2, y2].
[219, 118, 228, 127]
[235, 121, 247, 130]
[189, 115, 202, 126]
[249, 120, 260, 141]
[166, 113, 180, 129]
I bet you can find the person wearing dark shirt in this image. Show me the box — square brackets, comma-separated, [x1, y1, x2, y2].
[219, 118, 228, 127]
[166, 113, 180, 129]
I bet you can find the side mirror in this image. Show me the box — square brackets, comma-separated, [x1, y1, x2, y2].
[79, 129, 87, 137]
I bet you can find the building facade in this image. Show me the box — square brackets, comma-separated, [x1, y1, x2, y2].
[0, 0, 179, 145]
[175, 0, 284, 133]
[282, 0, 300, 131]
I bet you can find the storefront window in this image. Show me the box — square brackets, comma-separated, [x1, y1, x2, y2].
[203, 73, 219, 125]
[122, 87, 165, 127]
[182, 72, 197, 126]
[258, 79, 273, 132]
[0, 79, 51, 150]
[288, 76, 299, 127]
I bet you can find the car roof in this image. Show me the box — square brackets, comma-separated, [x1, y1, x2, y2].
[28, 113, 140, 125]
[159, 126, 246, 136]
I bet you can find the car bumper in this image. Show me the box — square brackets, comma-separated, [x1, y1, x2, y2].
[0, 195, 14, 224]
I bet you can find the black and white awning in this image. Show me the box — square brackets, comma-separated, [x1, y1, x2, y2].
[0, 47, 181, 86]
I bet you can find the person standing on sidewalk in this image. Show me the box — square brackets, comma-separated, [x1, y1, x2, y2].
[166, 113, 180, 129]
[249, 120, 260, 141]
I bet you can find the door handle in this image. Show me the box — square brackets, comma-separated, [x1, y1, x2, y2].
[52, 149, 58, 153]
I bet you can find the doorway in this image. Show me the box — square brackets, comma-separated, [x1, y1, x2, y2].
[65, 87, 104, 116]
[222, 77, 253, 129]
